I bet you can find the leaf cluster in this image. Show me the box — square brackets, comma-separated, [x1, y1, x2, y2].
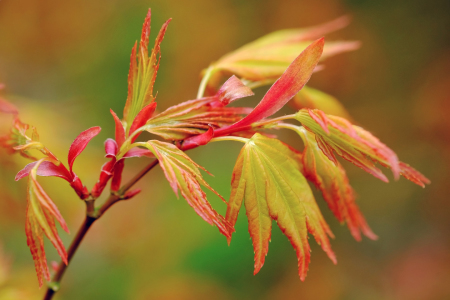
[0, 9, 430, 289]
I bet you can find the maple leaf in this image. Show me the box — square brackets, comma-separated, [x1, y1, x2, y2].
[295, 109, 430, 186]
[294, 126, 376, 241]
[16, 127, 102, 199]
[25, 159, 69, 287]
[122, 9, 171, 135]
[135, 140, 234, 238]
[214, 38, 325, 137]
[91, 11, 172, 199]
[142, 76, 253, 141]
[226, 133, 335, 280]
[200, 16, 359, 96]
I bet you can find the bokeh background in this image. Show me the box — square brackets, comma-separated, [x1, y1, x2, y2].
[1, 0, 450, 299]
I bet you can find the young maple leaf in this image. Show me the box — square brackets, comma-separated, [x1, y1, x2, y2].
[200, 16, 359, 95]
[100, 11, 171, 196]
[135, 140, 234, 238]
[295, 109, 430, 186]
[122, 9, 171, 136]
[143, 76, 254, 141]
[16, 127, 102, 199]
[214, 38, 325, 137]
[25, 159, 69, 287]
[226, 133, 336, 280]
[295, 126, 377, 241]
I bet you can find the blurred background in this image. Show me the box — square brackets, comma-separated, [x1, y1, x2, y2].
[1, 0, 449, 299]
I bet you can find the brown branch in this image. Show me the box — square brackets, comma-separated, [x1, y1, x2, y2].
[43, 159, 159, 300]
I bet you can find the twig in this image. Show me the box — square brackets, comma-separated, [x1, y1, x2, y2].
[43, 159, 159, 300]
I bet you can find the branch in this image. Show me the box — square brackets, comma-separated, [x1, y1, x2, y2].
[43, 159, 159, 300]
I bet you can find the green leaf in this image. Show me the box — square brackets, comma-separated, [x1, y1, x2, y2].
[201, 16, 359, 93]
[226, 133, 335, 280]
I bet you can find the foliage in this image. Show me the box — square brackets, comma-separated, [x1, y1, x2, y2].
[0, 8, 429, 296]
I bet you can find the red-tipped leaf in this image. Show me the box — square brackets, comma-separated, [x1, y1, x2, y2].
[111, 159, 125, 192]
[68, 126, 101, 173]
[297, 127, 377, 241]
[215, 38, 324, 136]
[399, 162, 430, 188]
[180, 126, 214, 151]
[129, 102, 157, 141]
[16, 161, 71, 182]
[122, 10, 171, 131]
[105, 138, 118, 158]
[110, 109, 126, 147]
[296, 109, 401, 181]
[226, 134, 335, 279]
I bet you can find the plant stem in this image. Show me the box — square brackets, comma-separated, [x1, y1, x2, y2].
[210, 136, 248, 144]
[43, 216, 95, 300]
[196, 66, 215, 99]
[43, 159, 159, 300]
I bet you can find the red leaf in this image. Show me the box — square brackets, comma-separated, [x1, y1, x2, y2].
[148, 19, 171, 103]
[180, 126, 214, 151]
[123, 43, 137, 123]
[91, 159, 116, 198]
[399, 162, 430, 188]
[139, 9, 152, 58]
[215, 75, 254, 105]
[15, 161, 72, 182]
[70, 175, 89, 199]
[111, 159, 125, 192]
[105, 138, 118, 158]
[215, 38, 325, 136]
[110, 109, 126, 147]
[68, 126, 101, 173]
[129, 102, 157, 140]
